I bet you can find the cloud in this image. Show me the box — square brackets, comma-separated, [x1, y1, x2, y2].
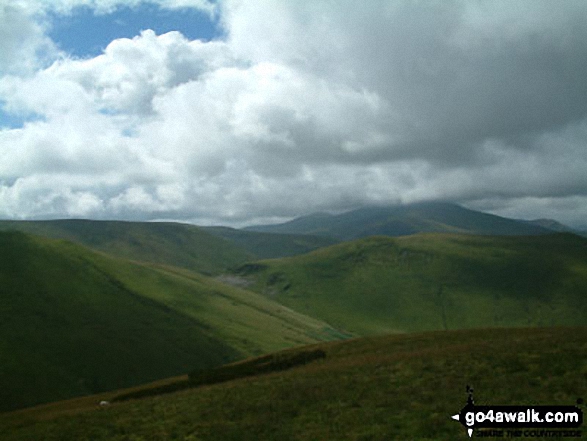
[1, 0, 587, 227]
[0, 3, 59, 75]
[47, 29, 235, 115]
[16, 0, 216, 16]
[223, 1, 587, 162]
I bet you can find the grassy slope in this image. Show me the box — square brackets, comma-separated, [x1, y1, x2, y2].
[0, 232, 343, 411]
[107, 263, 348, 355]
[238, 233, 587, 335]
[0, 220, 252, 275]
[2, 326, 585, 440]
[203, 226, 339, 259]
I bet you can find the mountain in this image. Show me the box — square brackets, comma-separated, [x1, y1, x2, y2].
[3, 326, 585, 440]
[0, 231, 343, 411]
[202, 226, 339, 259]
[522, 218, 579, 233]
[525, 218, 573, 232]
[237, 233, 587, 335]
[0, 220, 342, 274]
[0, 219, 253, 275]
[244, 202, 554, 240]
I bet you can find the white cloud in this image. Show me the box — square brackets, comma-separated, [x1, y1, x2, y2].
[0, 174, 107, 219]
[23, 0, 216, 15]
[47, 29, 234, 116]
[0, 3, 58, 75]
[1, 0, 587, 227]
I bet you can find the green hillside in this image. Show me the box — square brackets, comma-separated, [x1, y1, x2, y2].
[3, 327, 585, 440]
[0, 220, 252, 275]
[0, 231, 343, 411]
[237, 233, 587, 335]
[245, 202, 552, 239]
[203, 226, 339, 259]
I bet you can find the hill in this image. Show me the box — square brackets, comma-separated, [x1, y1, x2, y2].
[0, 220, 343, 273]
[202, 226, 339, 259]
[244, 202, 553, 240]
[522, 218, 583, 235]
[2, 326, 585, 440]
[0, 220, 252, 275]
[0, 231, 344, 411]
[236, 233, 587, 335]
[523, 218, 572, 232]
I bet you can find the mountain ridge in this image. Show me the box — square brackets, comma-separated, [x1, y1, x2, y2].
[0, 230, 343, 411]
[521, 218, 583, 235]
[0, 219, 252, 275]
[244, 201, 555, 240]
[202, 225, 340, 259]
[0, 219, 347, 270]
[237, 232, 587, 335]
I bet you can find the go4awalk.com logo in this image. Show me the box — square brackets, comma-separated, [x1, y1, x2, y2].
[451, 386, 584, 438]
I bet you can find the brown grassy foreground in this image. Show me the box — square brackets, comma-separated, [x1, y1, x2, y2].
[1, 327, 585, 440]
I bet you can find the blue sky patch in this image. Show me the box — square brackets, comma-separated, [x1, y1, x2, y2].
[0, 103, 45, 130]
[48, 3, 223, 58]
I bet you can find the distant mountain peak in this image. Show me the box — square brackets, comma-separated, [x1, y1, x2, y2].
[521, 218, 576, 233]
[244, 201, 553, 240]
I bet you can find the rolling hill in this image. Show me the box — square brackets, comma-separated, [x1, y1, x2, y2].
[0, 231, 344, 411]
[2, 326, 585, 440]
[202, 226, 339, 259]
[522, 218, 584, 235]
[236, 233, 587, 335]
[0, 220, 253, 275]
[2, 209, 585, 422]
[244, 201, 553, 240]
[0, 219, 345, 274]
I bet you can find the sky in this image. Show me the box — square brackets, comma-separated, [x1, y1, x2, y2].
[1, 1, 587, 228]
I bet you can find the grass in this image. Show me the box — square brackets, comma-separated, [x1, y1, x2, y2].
[0, 219, 253, 275]
[2, 219, 585, 437]
[109, 348, 327, 402]
[238, 233, 587, 335]
[203, 226, 339, 259]
[1, 326, 585, 440]
[106, 263, 350, 355]
[0, 231, 344, 412]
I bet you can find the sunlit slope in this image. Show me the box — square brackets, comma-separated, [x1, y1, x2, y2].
[0, 219, 252, 275]
[3, 327, 585, 440]
[105, 263, 346, 355]
[239, 233, 587, 335]
[0, 231, 342, 411]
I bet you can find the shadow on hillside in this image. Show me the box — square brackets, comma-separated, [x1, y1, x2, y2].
[112, 348, 326, 403]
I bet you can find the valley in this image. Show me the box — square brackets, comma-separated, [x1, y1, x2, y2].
[0, 231, 341, 411]
[236, 233, 587, 335]
[1, 202, 585, 439]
